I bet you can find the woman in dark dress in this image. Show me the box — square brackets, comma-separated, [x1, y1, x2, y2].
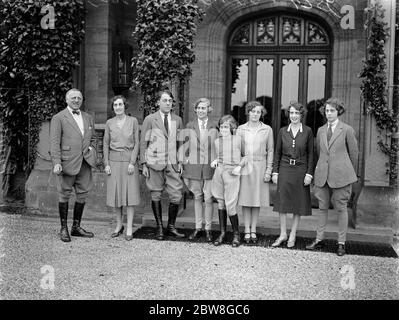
[271, 102, 314, 248]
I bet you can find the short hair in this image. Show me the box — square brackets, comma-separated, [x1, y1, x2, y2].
[65, 88, 82, 100]
[319, 97, 346, 116]
[110, 95, 127, 110]
[218, 114, 238, 134]
[245, 101, 267, 116]
[286, 101, 306, 120]
[155, 88, 174, 103]
[193, 98, 213, 113]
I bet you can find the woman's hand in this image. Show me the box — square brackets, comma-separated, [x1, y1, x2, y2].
[104, 165, 111, 175]
[272, 174, 278, 185]
[304, 175, 312, 186]
[127, 163, 134, 175]
[231, 166, 242, 176]
[142, 164, 149, 178]
[210, 159, 218, 169]
[263, 173, 271, 183]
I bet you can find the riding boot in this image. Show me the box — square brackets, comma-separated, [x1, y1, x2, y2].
[151, 200, 164, 240]
[59, 202, 71, 242]
[229, 214, 240, 247]
[213, 209, 227, 246]
[165, 203, 185, 238]
[70, 202, 94, 237]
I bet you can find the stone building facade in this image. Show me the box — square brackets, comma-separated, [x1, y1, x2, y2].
[25, 0, 398, 238]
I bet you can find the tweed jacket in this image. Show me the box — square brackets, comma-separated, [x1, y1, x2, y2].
[50, 108, 97, 176]
[139, 110, 183, 171]
[181, 119, 219, 180]
[314, 120, 358, 188]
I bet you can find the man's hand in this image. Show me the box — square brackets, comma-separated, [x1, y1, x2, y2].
[53, 164, 62, 175]
[142, 164, 149, 178]
[127, 164, 134, 175]
[104, 165, 111, 175]
[272, 174, 278, 185]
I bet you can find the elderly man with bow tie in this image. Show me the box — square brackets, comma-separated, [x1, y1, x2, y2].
[50, 88, 97, 242]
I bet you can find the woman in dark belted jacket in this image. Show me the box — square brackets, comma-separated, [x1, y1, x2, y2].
[271, 101, 314, 249]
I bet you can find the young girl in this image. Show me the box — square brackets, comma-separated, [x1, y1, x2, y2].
[211, 115, 245, 247]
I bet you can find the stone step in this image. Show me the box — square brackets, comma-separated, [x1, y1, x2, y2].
[141, 202, 393, 244]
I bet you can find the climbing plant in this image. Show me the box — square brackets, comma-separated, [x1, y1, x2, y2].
[359, 1, 398, 186]
[0, 0, 85, 194]
[132, 0, 204, 116]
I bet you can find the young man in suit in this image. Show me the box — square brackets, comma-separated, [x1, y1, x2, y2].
[50, 88, 97, 242]
[140, 89, 185, 240]
[306, 98, 359, 256]
[181, 98, 218, 242]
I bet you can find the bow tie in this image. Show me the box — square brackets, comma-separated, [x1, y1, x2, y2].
[72, 110, 80, 115]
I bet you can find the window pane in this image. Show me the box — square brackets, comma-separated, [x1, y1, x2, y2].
[231, 58, 249, 124]
[281, 58, 299, 127]
[256, 59, 273, 125]
[231, 24, 250, 45]
[282, 18, 301, 44]
[306, 58, 327, 136]
[257, 18, 276, 45]
[307, 23, 328, 44]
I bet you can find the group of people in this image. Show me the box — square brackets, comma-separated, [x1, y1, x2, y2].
[50, 88, 359, 257]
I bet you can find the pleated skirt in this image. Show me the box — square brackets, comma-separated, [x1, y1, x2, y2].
[106, 161, 141, 208]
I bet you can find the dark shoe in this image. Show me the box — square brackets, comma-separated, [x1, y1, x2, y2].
[229, 214, 240, 247]
[111, 226, 124, 238]
[337, 244, 346, 256]
[125, 234, 134, 241]
[151, 201, 164, 240]
[58, 202, 70, 242]
[71, 225, 94, 238]
[305, 239, 325, 251]
[250, 232, 258, 244]
[59, 226, 71, 242]
[71, 202, 94, 238]
[244, 233, 251, 244]
[205, 230, 213, 242]
[213, 232, 226, 246]
[165, 203, 185, 238]
[188, 229, 203, 240]
[214, 209, 227, 246]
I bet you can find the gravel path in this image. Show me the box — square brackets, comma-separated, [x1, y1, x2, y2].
[0, 213, 398, 300]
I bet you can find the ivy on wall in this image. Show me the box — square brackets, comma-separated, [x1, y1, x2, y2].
[0, 0, 85, 194]
[359, 1, 398, 186]
[132, 0, 204, 116]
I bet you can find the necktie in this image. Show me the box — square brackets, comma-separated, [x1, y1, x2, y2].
[164, 114, 169, 135]
[200, 121, 206, 141]
[72, 110, 80, 115]
[327, 124, 332, 143]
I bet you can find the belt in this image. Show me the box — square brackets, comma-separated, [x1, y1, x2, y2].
[281, 156, 306, 166]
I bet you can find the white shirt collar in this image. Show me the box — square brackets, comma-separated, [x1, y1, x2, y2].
[67, 106, 81, 115]
[198, 118, 208, 126]
[287, 123, 303, 132]
[328, 119, 339, 131]
[159, 110, 170, 119]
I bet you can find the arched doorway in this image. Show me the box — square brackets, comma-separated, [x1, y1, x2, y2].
[227, 12, 332, 138]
